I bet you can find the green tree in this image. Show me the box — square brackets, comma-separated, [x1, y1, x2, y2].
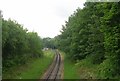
[55, 2, 120, 78]
[2, 18, 43, 71]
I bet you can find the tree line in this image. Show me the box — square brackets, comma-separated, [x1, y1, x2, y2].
[54, 2, 120, 79]
[2, 18, 57, 73]
[42, 37, 56, 49]
[2, 18, 43, 72]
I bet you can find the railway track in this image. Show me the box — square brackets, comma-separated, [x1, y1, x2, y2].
[42, 51, 62, 81]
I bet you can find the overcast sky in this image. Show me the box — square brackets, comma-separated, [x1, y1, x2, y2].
[0, 0, 85, 38]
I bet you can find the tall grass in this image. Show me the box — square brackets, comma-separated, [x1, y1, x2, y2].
[3, 50, 55, 79]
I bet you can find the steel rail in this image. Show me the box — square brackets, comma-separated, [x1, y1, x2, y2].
[45, 51, 61, 81]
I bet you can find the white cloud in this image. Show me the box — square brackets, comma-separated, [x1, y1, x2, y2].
[0, 0, 85, 38]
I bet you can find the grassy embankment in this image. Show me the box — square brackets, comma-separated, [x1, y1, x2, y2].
[62, 51, 120, 80]
[3, 50, 55, 79]
[61, 52, 79, 79]
[61, 51, 99, 79]
[75, 57, 99, 79]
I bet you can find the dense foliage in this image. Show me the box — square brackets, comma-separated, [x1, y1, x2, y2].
[55, 2, 120, 79]
[2, 19, 43, 71]
[42, 37, 56, 49]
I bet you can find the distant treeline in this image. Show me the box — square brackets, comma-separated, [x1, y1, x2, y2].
[2, 19, 43, 71]
[42, 37, 57, 49]
[55, 2, 120, 79]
